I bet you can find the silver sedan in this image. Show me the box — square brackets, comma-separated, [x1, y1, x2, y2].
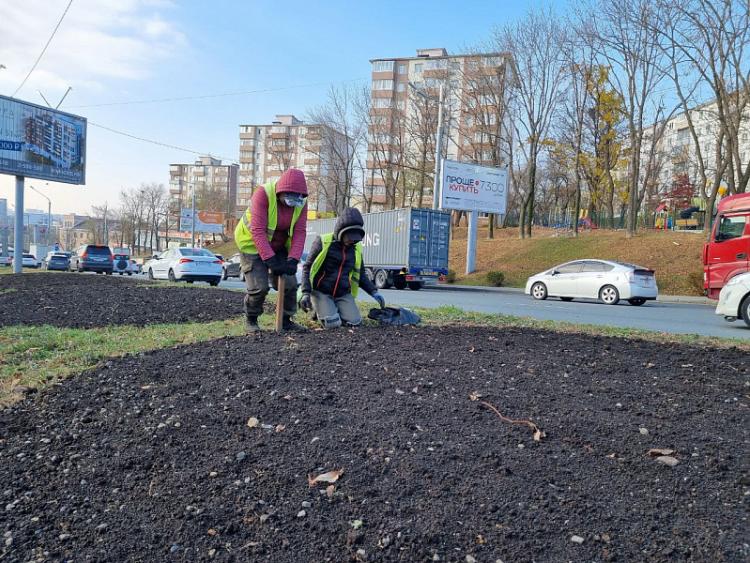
[525, 259, 658, 306]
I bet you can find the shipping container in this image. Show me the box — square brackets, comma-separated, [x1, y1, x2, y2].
[305, 208, 450, 290]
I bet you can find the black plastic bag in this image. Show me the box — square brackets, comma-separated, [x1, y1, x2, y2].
[368, 306, 421, 326]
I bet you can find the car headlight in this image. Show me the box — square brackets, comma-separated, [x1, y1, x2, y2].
[725, 276, 742, 287]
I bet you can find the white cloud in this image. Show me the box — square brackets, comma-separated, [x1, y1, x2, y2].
[0, 0, 186, 100]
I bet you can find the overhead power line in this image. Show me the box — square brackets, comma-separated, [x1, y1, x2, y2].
[89, 121, 239, 164]
[12, 0, 74, 98]
[69, 77, 369, 109]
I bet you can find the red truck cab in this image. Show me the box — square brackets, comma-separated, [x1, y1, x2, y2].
[703, 193, 750, 299]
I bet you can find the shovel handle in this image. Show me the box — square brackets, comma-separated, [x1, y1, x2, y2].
[275, 275, 286, 332]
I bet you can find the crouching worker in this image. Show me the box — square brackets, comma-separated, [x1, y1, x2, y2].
[299, 208, 385, 328]
[234, 168, 308, 333]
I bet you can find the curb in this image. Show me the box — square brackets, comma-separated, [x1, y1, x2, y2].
[430, 284, 712, 306]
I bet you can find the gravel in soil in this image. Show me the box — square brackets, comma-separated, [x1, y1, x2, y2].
[1, 326, 748, 562]
[0, 273, 245, 328]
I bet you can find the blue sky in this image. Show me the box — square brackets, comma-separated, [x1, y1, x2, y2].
[0, 0, 551, 214]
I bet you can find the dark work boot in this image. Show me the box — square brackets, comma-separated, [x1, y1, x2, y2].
[282, 315, 306, 332]
[245, 315, 260, 333]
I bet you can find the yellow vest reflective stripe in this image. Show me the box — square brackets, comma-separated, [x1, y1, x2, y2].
[310, 232, 362, 297]
[234, 182, 303, 255]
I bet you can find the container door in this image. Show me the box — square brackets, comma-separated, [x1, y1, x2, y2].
[408, 209, 430, 270]
[428, 210, 451, 272]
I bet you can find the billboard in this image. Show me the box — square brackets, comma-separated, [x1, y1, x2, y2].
[440, 159, 508, 214]
[180, 209, 224, 234]
[0, 95, 86, 184]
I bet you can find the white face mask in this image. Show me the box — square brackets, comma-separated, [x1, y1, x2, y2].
[281, 194, 305, 208]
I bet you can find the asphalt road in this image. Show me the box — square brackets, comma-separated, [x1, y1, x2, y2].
[210, 276, 749, 340]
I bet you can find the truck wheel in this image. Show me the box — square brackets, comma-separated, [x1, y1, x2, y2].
[741, 295, 750, 328]
[408, 281, 423, 291]
[374, 269, 391, 290]
[393, 275, 407, 290]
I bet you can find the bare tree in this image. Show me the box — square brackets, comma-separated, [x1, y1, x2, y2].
[495, 7, 566, 238]
[655, 0, 749, 234]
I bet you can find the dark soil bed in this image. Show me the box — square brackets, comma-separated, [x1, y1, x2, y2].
[0, 273, 245, 328]
[1, 327, 748, 562]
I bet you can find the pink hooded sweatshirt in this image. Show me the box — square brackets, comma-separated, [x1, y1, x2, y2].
[250, 168, 308, 261]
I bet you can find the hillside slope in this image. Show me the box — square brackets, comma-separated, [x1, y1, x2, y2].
[450, 227, 706, 295]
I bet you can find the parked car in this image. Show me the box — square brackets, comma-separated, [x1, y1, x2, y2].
[22, 254, 39, 268]
[70, 244, 114, 274]
[1, 253, 11, 267]
[129, 259, 142, 274]
[715, 272, 750, 327]
[146, 247, 222, 286]
[45, 253, 71, 271]
[222, 253, 243, 280]
[525, 259, 658, 306]
[113, 250, 133, 275]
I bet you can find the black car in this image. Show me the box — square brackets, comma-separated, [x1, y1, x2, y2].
[70, 244, 114, 274]
[222, 253, 243, 280]
[45, 253, 71, 271]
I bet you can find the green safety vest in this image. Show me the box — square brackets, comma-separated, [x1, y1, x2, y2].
[310, 232, 363, 297]
[234, 182, 304, 255]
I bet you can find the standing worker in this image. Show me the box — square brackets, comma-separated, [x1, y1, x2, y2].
[234, 168, 308, 332]
[299, 207, 385, 328]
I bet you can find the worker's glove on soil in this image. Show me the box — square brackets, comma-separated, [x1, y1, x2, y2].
[284, 258, 299, 276]
[372, 292, 386, 309]
[264, 254, 287, 276]
[299, 292, 312, 312]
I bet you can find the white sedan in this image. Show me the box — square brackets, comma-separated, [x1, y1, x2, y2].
[715, 273, 750, 327]
[146, 247, 223, 286]
[525, 259, 658, 306]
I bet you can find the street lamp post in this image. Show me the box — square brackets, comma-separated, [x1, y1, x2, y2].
[409, 82, 445, 210]
[28, 183, 52, 247]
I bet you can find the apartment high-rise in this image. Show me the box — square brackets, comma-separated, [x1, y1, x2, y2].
[169, 156, 239, 217]
[238, 115, 347, 214]
[365, 48, 516, 211]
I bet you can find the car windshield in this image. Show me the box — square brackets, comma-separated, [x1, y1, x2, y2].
[51, 255, 67, 260]
[179, 248, 214, 257]
[23, 254, 34, 259]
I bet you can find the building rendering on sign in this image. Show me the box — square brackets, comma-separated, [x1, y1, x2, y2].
[169, 156, 239, 217]
[24, 113, 82, 169]
[238, 114, 348, 214]
[365, 48, 516, 211]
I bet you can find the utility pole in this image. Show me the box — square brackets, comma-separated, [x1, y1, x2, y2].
[191, 184, 196, 248]
[29, 184, 52, 247]
[433, 83, 445, 210]
[13, 176, 24, 273]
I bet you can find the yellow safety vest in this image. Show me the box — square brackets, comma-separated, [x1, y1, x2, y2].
[234, 182, 304, 255]
[310, 232, 362, 297]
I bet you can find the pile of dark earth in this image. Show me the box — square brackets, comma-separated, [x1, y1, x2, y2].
[0, 273, 246, 328]
[1, 326, 748, 562]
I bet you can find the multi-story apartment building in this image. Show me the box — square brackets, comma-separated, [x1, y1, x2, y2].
[365, 48, 516, 211]
[653, 98, 750, 195]
[24, 113, 82, 169]
[169, 156, 239, 217]
[238, 114, 347, 214]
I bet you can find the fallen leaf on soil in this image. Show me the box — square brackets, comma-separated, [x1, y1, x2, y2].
[656, 455, 680, 467]
[647, 448, 675, 457]
[282, 395, 293, 400]
[308, 469, 344, 486]
[350, 519, 363, 529]
[275, 424, 286, 433]
[478, 400, 545, 442]
[326, 485, 335, 498]
[469, 346, 475, 353]
[247, 417, 259, 428]
[468, 391, 483, 402]
[207, 528, 218, 536]
[476, 534, 486, 544]
[606, 453, 617, 459]
[140, 385, 152, 390]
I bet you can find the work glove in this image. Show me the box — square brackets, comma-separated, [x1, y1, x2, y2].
[372, 292, 386, 309]
[284, 258, 299, 276]
[299, 292, 312, 312]
[263, 254, 287, 276]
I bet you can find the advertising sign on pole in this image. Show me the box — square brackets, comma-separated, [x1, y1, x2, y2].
[180, 209, 224, 234]
[0, 95, 87, 185]
[440, 159, 508, 215]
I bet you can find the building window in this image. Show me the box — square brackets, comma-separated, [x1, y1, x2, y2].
[414, 63, 423, 74]
[425, 59, 447, 70]
[373, 79, 394, 91]
[372, 98, 393, 109]
[373, 61, 394, 73]
[398, 63, 406, 74]
[396, 82, 405, 92]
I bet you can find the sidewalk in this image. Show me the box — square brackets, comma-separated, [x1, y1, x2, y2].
[431, 283, 712, 305]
